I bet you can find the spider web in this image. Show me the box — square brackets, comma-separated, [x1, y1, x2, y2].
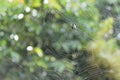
[39, 8, 105, 80]
[3, 2, 118, 80]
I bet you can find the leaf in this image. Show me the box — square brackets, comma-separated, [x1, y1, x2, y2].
[34, 47, 43, 57]
[37, 60, 47, 69]
[49, 0, 61, 10]
[11, 52, 20, 63]
[32, 0, 41, 7]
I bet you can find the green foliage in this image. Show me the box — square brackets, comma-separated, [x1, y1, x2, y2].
[0, 0, 120, 80]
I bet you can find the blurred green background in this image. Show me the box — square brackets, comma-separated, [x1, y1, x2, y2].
[0, 0, 120, 80]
